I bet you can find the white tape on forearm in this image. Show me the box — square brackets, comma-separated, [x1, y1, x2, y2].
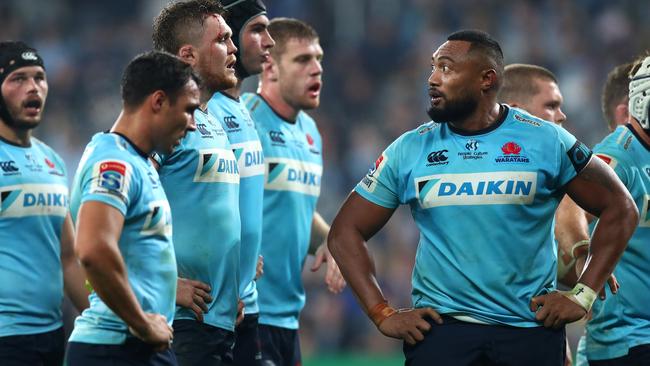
[562, 283, 597, 312]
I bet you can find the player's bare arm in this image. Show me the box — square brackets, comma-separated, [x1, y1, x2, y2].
[60, 213, 90, 312]
[310, 211, 346, 293]
[75, 201, 173, 351]
[328, 192, 442, 345]
[531, 156, 637, 328]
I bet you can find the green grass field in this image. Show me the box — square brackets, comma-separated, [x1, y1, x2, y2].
[304, 354, 403, 366]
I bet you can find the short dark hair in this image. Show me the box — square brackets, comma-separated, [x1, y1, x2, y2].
[152, 0, 225, 54]
[447, 29, 504, 90]
[121, 51, 200, 109]
[499, 64, 558, 104]
[601, 62, 633, 130]
[268, 17, 319, 60]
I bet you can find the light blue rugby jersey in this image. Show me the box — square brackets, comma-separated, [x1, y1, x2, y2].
[155, 109, 241, 331]
[242, 93, 323, 329]
[583, 125, 650, 361]
[0, 137, 68, 337]
[207, 92, 264, 314]
[69, 132, 177, 344]
[356, 106, 592, 327]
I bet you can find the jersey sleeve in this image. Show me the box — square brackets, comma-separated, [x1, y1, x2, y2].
[593, 146, 631, 186]
[78, 158, 139, 216]
[554, 125, 593, 188]
[354, 137, 404, 209]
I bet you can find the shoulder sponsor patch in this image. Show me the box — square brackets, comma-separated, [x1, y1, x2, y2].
[360, 153, 388, 193]
[414, 171, 537, 208]
[90, 160, 132, 203]
[595, 154, 618, 169]
[567, 140, 592, 173]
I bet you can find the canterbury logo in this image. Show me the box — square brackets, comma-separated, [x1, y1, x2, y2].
[427, 150, 448, 163]
[21, 52, 38, 61]
[0, 161, 19, 173]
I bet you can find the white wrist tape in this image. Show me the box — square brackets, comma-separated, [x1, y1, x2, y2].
[562, 283, 597, 312]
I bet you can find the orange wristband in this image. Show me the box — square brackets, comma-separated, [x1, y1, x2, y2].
[368, 302, 397, 327]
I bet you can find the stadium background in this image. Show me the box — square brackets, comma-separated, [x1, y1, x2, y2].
[2, 0, 648, 364]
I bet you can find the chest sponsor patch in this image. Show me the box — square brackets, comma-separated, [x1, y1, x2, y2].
[415, 171, 537, 208]
[193, 148, 240, 184]
[265, 157, 322, 196]
[0, 183, 68, 217]
[231, 141, 265, 178]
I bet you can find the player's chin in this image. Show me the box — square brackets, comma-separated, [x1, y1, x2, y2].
[224, 74, 238, 89]
[15, 117, 41, 129]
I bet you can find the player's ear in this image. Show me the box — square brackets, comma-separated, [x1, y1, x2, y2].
[614, 103, 630, 126]
[177, 45, 196, 66]
[149, 90, 167, 113]
[481, 69, 498, 92]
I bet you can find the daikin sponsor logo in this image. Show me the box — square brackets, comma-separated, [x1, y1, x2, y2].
[415, 171, 537, 208]
[265, 157, 322, 196]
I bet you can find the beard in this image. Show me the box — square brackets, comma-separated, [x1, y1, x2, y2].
[427, 92, 478, 123]
[0, 105, 40, 130]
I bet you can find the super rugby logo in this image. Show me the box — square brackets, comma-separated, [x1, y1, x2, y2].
[415, 171, 537, 208]
[193, 148, 240, 183]
[265, 157, 322, 196]
[90, 160, 132, 202]
[361, 153, 388, 193]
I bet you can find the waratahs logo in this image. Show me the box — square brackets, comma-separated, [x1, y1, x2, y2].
[501, 142, 522, 155]
[495, 142, 529, 163]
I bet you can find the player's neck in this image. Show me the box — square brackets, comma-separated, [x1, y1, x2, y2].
[222, 79, 244, 100]
[448, 102, 502, 134]
[111, 110, 154, 155]
[629, 118, 650, 148]
[0, 120, 32, 147]
[259, 86, 298, 122]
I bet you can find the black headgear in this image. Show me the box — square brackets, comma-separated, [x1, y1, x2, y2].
[222, 0, 266, 80]
[0, 41, 45, 125]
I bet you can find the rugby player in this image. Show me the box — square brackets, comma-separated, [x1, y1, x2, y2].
[328, 30, 638, 365]
[242, 18, 345, 366]
[152, 1, 242, 364]
[66, 51, 199, 365]
[205, 0, 274, 364]
[0, 40, 89, 366]
[558, 56, 650, 365]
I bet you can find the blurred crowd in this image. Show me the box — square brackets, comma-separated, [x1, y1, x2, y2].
[2, 0, 647, 358]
